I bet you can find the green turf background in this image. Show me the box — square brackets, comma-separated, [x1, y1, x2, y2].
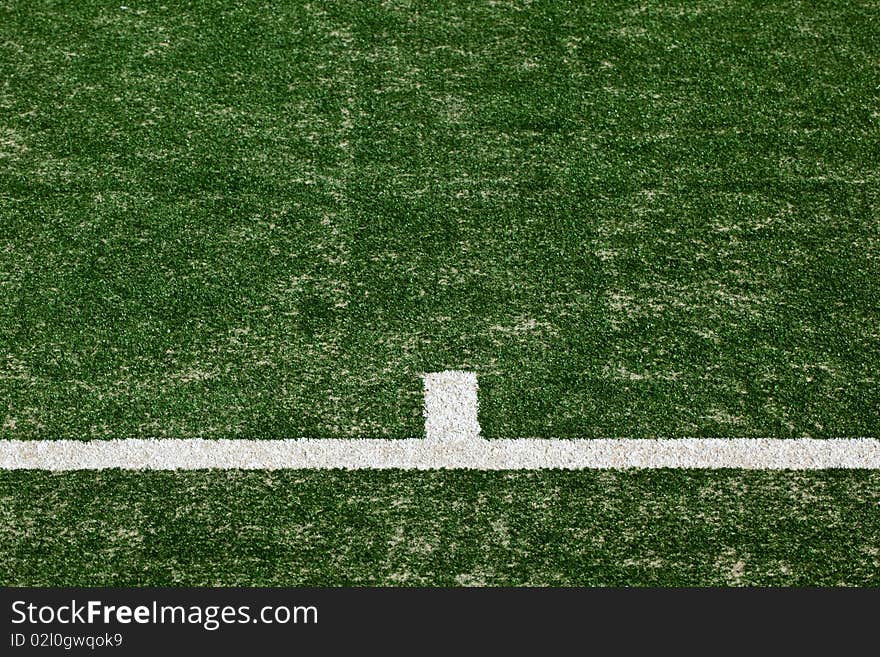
[2, 471, 879, 586]
[2, 0, 878, 439]
[2, 1, 879, 587]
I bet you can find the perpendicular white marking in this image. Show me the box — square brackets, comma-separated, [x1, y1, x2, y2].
[422, 371, 481, 443]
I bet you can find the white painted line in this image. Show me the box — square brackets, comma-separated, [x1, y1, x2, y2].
[1, 372, 878, 470]
[423, 371, 480, 443]
[0, 438, 878, 470]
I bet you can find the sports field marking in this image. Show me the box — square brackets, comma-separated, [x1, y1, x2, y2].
[423, 371, 481, 443]
[1, 437, 878, 470]
[1, 372, 878, 470]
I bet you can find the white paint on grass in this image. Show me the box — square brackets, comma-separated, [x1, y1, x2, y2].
[423, 371, 480, 443]
[0, 438, 878, 470]
[1, 371, 878, 470]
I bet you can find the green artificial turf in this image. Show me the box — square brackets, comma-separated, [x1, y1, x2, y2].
[2, 0, 877, 439]
[2, 1, 879, 587]
[2, 470, 879, 586]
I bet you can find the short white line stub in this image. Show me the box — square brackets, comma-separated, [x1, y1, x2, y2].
[422, 371, 481, 443]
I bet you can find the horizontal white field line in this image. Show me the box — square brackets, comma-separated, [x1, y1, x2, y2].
[1, 438, 879, 470]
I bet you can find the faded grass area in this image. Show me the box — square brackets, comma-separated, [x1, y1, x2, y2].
[1, 470, 878, 586]
[1, 0, 878, 440]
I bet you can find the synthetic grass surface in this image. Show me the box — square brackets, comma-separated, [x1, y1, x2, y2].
[2, 471, 879, 586]
[2, 1, 879, 587]
[2, 0, 878, 439]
